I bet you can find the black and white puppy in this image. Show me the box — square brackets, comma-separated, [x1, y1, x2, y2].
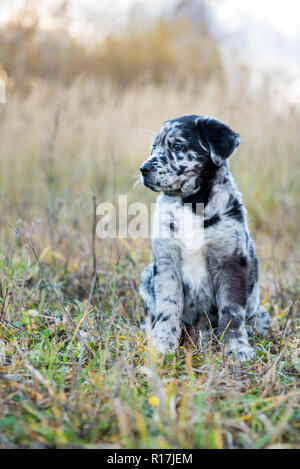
[139, 114, 270, 361]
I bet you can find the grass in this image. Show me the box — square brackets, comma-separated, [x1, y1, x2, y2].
[0, 220, 299, 449]
[0, 78, 299, 448]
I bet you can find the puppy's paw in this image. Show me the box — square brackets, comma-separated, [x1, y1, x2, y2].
[151, 328, 178, 355]
[225, 339, 256, 362]
[151, 337, 177, 355]
[254, 307, 270, 336]
[148, 319, 180, 355]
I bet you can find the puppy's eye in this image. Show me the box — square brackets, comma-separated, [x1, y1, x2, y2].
[151, 144, 157, 153]
[173, 143, 184, 152]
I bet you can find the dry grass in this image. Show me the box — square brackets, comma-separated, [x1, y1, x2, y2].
[0, 78, 299, 448]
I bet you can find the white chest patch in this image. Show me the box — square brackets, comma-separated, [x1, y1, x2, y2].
[181, 246, 208, 290]
[153, 197, 212, 308]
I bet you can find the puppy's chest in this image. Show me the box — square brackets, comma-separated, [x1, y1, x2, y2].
[172, 202, 211, 292]
[155, 198, 213, 291]
[181, 247, 209, 292]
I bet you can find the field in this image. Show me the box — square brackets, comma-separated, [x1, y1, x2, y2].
[0, 78, 299, 449]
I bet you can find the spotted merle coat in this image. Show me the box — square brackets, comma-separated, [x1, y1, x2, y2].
[139, 114, 270, 361]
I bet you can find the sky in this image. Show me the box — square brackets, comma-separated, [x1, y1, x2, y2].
[1, 0, 300, 37]
[212, 0, 300, 74]
[214, 0, 300, 37]
[0, 0, 300, 87]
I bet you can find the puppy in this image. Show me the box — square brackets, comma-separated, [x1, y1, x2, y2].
[139, 114, 270, 361]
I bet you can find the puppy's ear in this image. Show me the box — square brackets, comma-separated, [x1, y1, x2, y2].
[196, 116, 241, 166]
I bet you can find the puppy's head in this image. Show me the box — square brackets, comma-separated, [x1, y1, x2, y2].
[140, 114, 241, 195]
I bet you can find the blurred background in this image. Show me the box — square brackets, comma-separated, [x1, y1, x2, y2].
[1, 2, 299, 449]
[0, 0, 299, 298]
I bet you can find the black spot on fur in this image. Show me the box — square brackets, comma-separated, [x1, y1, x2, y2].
[159, 156, 168, 165]
[170, 222, 175, 232]
[182, 160, 218, 210]
[204, 214, 220, 228]
[162, 315, 170, 322]
[156, 313, 163, 322]
[176, 165, 186, 176]
[225, 197, 244, 223]
[162, 297, 177, 305]
[183, 283, 190, 296]
[153, 263, 158, 276]
[238, 255, 248, 267]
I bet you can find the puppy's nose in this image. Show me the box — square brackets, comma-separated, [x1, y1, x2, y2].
[140, 161, 152, 176]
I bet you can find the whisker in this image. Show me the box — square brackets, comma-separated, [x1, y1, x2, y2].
[130, 172, 141, 182]
[138, 127, 156, 138]
[133, 178, 144, 192]
[133, 178, 142, 188]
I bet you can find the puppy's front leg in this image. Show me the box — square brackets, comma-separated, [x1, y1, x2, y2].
[151, 244, 183, 354]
